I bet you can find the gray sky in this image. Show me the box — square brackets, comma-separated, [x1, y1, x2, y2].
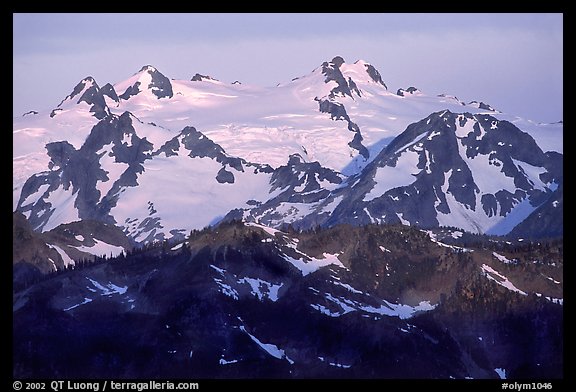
[13, 13, 563, 123]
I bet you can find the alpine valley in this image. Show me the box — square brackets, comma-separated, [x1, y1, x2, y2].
[13, 57, 563, 379]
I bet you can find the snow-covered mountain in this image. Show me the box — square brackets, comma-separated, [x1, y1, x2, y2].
[12, 57, 564, 380]
[13, 57, 563, 262]
[287, 110, 562, 235]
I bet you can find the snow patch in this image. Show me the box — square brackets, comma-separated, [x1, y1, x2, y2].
[86, 277, 128, 296]
[535, 293, 563, 305]
[64, 297, 93, 311]
[246, 222, 281, 236]
[320, 195, 344, 214]
[238, 277, 283, 302]
[486, 198, 538, 236]
[451, 231, 463, 239]
[50, 244, 75, 267]
[457, 138, 516, 195]
[394, 133, 428, 154]
[424, 230, 472, 252]
[492, 252, 515, 264]
[170, 243, 184, 250]
[74, 239, 125, 258]
[310, 303, 341, 317]
[332, 281, 364, 294]
[328, 361, 352, 369]
[481, 264, 527, 296]
[360, 300, 437, 320]
[512, 158, 549, 191]
[282, 252, 345, 276]
[240, 325, 293, 364]
[364, 150, 420, 202]
[210, 264, 226, 275]
[543, 275, 561, 284]
[213, 278, 239, 300]
[219, 358, 239, 365]
[495, 368, 506, 379]
[47, 257, 57, 271]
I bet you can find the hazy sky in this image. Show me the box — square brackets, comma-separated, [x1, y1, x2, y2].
[13, 13, 562, 122]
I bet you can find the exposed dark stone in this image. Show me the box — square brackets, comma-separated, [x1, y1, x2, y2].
[101, 83, 119, 103]
[316, 98, 368, 159]
[49, 109, 62, 118]
[481, 194, 498, 217]
[397, 87, 419, 96]
[317, 99, 349, 121]
[331, 56, 345, 67]
[77, 84, 109, 119]
[347, 77, 361, 97]
[348, 133, 369, 159]
[22, 110, 38, 116]
[469, 101, 495, 111]
[541, 151, 563, 184]
[156, 136, 180, 157]
[16, 112, 157, 231]
[143, 66, 173, 99]
[508, 184, 563, 239]
[364, 63, 387, 89]
[119, 82, 141, 100]
[59, 77, 94, 105]
[320, 58, 352, 98]
[191, 73, 216, 82]
[179, 126, 229, 160]
[46, 141, 76, 170]
[52, 77, 110, 119]
[216, 167, 235, 184]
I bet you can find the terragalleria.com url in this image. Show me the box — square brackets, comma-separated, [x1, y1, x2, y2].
[50, 380, 199, 391]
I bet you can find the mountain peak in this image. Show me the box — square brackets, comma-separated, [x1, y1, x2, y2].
[54, 76, 110, 119]
[65, 76, 99, 101]
[116, 65, 173, 100]
[330, 56, 345, 68]
[138, 65, 158, 73]
[82, 76, 96, 84]
[333, 58, 388, 90]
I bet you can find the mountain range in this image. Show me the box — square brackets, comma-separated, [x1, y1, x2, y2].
[13, 57, 563, 380]
[13, 56, 563, 269]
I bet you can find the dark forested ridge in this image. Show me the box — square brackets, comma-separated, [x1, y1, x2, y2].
[13, 221, 562, 379]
